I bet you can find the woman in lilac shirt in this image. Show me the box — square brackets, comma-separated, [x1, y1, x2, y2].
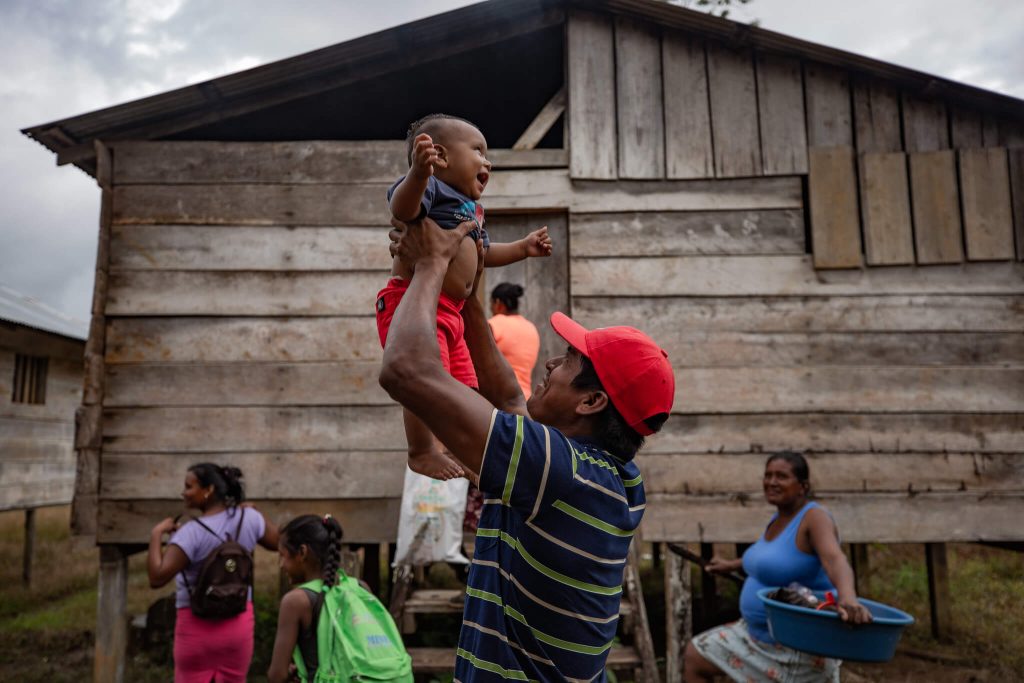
[148, 463, 279, 683]
[684, 452, 872, 683]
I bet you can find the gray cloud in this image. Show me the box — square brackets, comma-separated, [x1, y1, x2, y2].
[2, 0, 1021, 320]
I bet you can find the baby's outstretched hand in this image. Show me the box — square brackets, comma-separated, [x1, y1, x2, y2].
[525, 226, 553, 258]
[410, 133, 439, 179]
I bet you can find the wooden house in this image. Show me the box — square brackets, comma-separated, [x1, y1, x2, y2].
[0, 285, 86, 583]
[23, 0, 1024, 679]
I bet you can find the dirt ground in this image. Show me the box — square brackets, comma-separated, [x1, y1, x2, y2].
[1, 507, 1020, 681]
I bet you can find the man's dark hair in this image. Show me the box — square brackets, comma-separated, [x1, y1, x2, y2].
[571, 356, 668, 459]
[405, 113, 479, 166]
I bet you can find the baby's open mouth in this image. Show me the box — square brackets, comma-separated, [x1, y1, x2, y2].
[477, 171, 489, 188]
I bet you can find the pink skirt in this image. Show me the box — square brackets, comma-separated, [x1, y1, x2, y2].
[174, 603, 255, 683]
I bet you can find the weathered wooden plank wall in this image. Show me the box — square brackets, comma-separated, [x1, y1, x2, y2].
[565, 11, 1024, 273]
[86, 10, 1024, 549]
[0, 328, 82, 511]
[562, 11, 1024, 544]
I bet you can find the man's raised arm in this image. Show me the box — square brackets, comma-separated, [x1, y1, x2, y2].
[461, 240, 529, 417]
[378, 218, 496, 475]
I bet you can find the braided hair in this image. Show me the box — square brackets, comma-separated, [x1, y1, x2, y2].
[188, 463, 245, 507]
[280, 514, 345, 587]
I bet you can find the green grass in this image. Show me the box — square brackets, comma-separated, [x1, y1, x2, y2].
[2, 510, 1023, 679]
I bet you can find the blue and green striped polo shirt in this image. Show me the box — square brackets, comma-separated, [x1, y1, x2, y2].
[455, 410, 646, 682]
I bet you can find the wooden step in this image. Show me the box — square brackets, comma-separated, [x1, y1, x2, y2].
[404, 588, 634, 617]
[408, 645, 642, 673]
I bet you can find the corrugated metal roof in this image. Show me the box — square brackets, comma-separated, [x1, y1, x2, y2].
[22, 0, 1024, 175]
[0, 285, 88, 341]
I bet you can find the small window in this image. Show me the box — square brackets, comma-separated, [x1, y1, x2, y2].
[12, 354, 48, 404]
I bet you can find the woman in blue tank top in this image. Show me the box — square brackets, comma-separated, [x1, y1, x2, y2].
[684, 452, 872, 683]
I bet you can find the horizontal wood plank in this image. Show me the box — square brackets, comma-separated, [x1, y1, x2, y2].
[0, 438, 74, 462]
[107, 271, 385, 316]
[113, 173, 801, 223]
[598, 331, 1023, 368]
[641, 492, 1024, 542]
[97, 498, 400, 544]
[102, 406, 404, 452]
[110, 225, 392, 271]
[101, 452, 405, 499]
[644, 412, 1024, 455]
[0, 477, 74, 511]
[113, 140, 407, 184]
[104, 361, 390, 406]
[112, 141, 566, 184]
[572, 295, 1024, 333]
[488, 172, 801, 212]
[106, 317, 380, 363]
[571, 256, 1024, 297]
[113, 183, 391, 226]
[569, 210, 804, 256]
[0, 415, 74, 441]
[640, 452, 1024, 494]
[670, 366, 1023, 413]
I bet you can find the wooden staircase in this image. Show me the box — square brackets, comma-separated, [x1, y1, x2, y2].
[390, 543, 659, 682]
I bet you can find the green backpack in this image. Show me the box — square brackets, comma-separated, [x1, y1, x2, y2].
[293, 574, 413, 683]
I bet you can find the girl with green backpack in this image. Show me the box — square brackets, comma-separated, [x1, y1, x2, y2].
[268, 514, 413, 683]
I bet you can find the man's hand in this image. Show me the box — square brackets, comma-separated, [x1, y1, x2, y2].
[389, 216, 476, 272]
[524, 226, 553, 257]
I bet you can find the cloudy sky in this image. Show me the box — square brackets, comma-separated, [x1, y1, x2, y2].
[2, 0, 1022, 322]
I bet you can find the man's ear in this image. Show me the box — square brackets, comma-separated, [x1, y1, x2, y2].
[576, 390, 609, 417]
[433, 142, 450, 169]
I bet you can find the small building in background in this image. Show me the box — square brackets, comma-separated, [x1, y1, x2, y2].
[0, 285, 86, 583]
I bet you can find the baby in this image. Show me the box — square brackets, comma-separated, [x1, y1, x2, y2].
[376, 113, 552, 480]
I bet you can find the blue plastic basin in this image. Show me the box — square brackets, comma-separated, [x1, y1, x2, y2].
[757, 588, 915, 662]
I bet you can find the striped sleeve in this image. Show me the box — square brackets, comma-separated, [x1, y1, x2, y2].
[479, 410, 561, 517]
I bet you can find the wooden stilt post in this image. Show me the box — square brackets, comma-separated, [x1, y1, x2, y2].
[625, 542, 658, 683]
[22, 508, 36, 587]
[925, 543, 952, 642]
[95, 545, 128, 683]
[665, 542, 692, 683]
[700, 542, 717, 625]
[850, 543, 870, 594]
[363, 543, 381, 598]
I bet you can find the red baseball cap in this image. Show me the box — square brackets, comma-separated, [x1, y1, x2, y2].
[549, 312, 675, 436]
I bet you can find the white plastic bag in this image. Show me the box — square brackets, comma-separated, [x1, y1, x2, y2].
[393, 467, 469, 567]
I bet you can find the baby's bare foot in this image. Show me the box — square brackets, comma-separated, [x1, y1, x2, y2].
[409, 450, 464, 481]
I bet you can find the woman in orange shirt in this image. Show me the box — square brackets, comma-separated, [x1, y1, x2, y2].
[487, 283, 540, 398]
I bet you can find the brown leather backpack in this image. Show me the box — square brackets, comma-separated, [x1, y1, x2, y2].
[183, 509, 253, 619]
